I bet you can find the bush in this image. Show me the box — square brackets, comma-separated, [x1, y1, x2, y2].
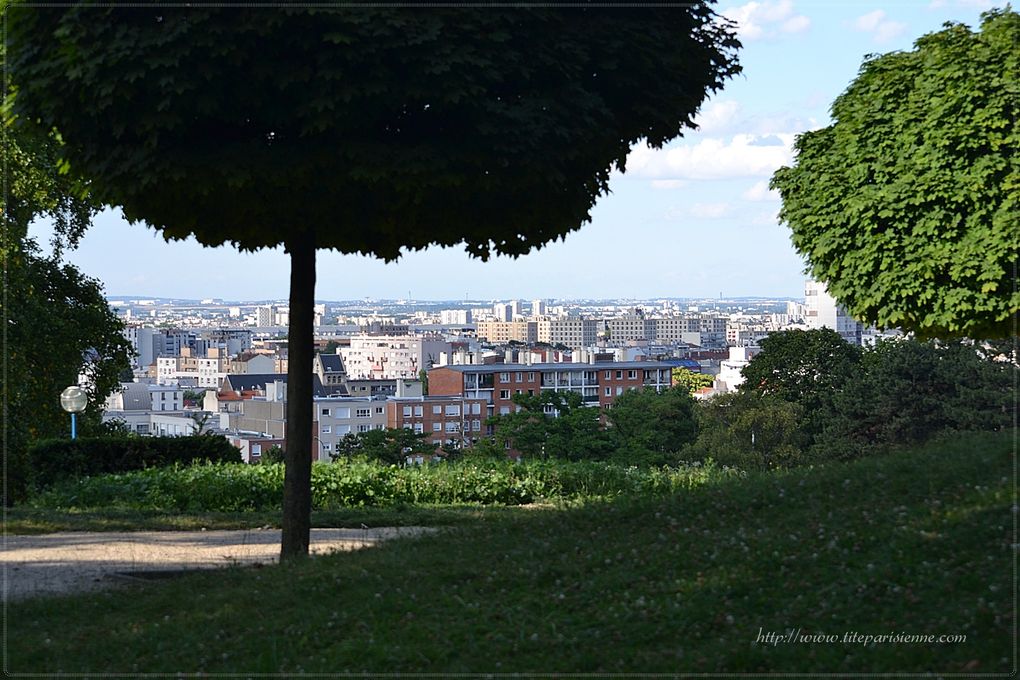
[26, 435, 242, 491]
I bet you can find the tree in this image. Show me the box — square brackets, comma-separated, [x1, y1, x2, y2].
[687, 392, 804, 470]
[812, 338, 1015, 459]
[9, 6, 740, 557]
[671, 368, 713, 395]
[491, 391, 611, 461]
[2, 76, 132, 502]
[770, 9, 1019, 339]
[331, 428, 435, 466]
[607, 386, 698, 466]
[738, 329, 861, 433]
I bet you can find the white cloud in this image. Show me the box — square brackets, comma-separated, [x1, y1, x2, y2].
[853, 10, 907, 43]
[690, 203, 733, 219]
[650, 180, 688, 190]
[693, 100, 741, 134]
[721, 0, 811, 41]
[742, 180, 780, 202]
[625, 133, 796, 181]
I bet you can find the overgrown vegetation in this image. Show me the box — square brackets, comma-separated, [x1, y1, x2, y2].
[30, 458, 742, 513]
[8, 432, 1012, 673]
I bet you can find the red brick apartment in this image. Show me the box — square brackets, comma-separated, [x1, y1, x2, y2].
[386, 396, 491, 448]
[428, 361, 677, 416]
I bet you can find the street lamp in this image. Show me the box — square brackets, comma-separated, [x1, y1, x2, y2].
[60, 385, 87, 439]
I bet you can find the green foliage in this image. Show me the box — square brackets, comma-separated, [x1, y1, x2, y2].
[8, 6, 740, 260]
[685, 392, 805, 470]
[490, 391, 613, 461]
[771, 9, 1020, 338]
[1, 53, 133, 504]
[333, 427, 437, 466]
[607, 386, 699, 466]
[31, 457, 742, 512]
[260, 446, 285, 464]
[812, 338, 1015, 459]
[671, 367, 713, 395]
[26, 435, 242, 491]
[738, 328, 861, 436]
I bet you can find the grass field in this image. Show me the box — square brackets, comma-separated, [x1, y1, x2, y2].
[7, 431, 1014, 674]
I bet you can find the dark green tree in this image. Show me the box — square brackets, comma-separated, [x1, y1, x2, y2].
[686, 392, 804, 470]
[2, 81, 132, 502]
[739, 328, 861, 436]
[332, 428, 435, 466]
[813, 338, 1015, 459]
[9, 5, 740, 556]
[491, 391, 611, 461]
[607, 386, 698, 466]
[771, 9, 1019, 339]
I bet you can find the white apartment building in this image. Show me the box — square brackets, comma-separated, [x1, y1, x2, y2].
[440, 309, 472, 325]
[804, 280, 865, 345]
[315, 396, 389, 461]
[340, 334, 452, 380]
[715, 346, 761, 393]
[531, 299, 547, 317]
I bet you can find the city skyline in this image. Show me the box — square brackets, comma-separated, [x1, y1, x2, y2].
[26, 0, 999, 301]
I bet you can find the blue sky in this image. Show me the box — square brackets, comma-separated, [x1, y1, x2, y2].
[28, 0, 1002, 301]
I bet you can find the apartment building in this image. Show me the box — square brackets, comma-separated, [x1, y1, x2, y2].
[314, 352, 347, 392]
[386, 396, 490, 448]
[805, 280, 866, 345]
[340, 334, 451, 380]
[606, 314, 656, 343]
[536, 318, 599, 347]
[428, 360, 676, 415]
[315, 396, 389, 460]
[476, 320, 538, 344]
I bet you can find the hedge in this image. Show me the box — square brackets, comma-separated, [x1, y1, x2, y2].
[26, 435, 242, 490]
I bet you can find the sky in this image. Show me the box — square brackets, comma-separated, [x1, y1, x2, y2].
[27, 0, 1003, 302]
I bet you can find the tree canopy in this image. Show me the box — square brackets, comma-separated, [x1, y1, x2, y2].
[9, 5, 740, 259]
[770, 9, 1019, 339]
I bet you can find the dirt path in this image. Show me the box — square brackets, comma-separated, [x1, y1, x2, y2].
[2, 527, 431, 602]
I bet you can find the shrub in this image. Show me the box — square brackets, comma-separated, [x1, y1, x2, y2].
[26, 435, 242, 490]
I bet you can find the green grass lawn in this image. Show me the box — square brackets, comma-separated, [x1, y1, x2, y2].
[7, 432, 1014, 674]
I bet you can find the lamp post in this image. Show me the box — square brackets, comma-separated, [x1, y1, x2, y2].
[60, 386, 88, 439]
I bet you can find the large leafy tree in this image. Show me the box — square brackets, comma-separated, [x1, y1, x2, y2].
[738, 328, 861, 437]
[8, 4, 740, 556]
[771, 9, 1019, 339]
[607, 386, 698, 466]
[491, 391, 611, 461]
[2, 86, 132, 501]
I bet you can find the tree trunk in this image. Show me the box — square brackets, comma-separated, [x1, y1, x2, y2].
[280, 230, 316, 560]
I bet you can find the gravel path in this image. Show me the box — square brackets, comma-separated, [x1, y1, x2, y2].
[2, 527, 432, 602]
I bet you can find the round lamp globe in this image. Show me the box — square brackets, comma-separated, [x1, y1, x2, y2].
[60, 386, 88, 413]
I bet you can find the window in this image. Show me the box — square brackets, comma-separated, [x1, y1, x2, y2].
[499, 372, 510, 382]
[616, 387, 624, 396]
[321, 425, 331, 434]
[403, 406, 412, 417]
[321, 442, 331, 451]
[471, 403, 481, 415]
[414, 406, 423, 417]
[499, 390, 510, 400]
[615, 371, 623, 379]
[499, 406, 510, 415]
[528, 372, 535, 381]
[321, 408, 330, 416]
[335, 407, 351, 419]
[356, 408, 370, 418]
[472, 420, 481, 432]
[358, 424, 371, 432]
[604, 387, 611, 396]
[605, 371, 611, 380]
[628, 370, 637, 379]
[433, 422, 442, 432]
[528, 389, 534, 396]
[515, 372, 523, 382]
[376, 407, 384, 414]
[335, 424, 351, 435]
[414, 423, 424, 434]
[445, 422, 460, 432]
[433, 405, 442, 415]
[445, 404, 460, 416]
